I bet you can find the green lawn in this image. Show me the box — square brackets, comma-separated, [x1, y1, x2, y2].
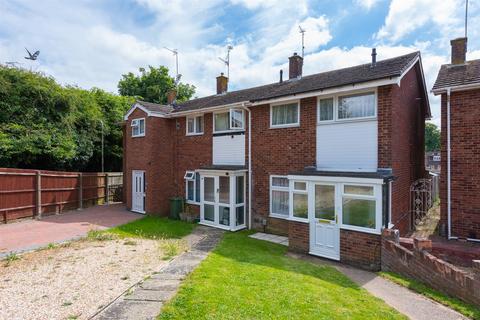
[158, 231, 406, 320]
[105, 216, 196, 239]
[379, 271, 480, 320]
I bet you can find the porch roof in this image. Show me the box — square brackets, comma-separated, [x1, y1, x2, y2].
[289, 167, 395, 182]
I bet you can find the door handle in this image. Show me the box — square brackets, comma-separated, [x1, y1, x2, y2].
[335, 215, 338, 224]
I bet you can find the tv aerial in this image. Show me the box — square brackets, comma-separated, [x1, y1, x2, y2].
[5, 61, 21, 68]
[164, 47, 181, 84]
[218, 45, 233, 79]
[24, 48, 40, 60]
[298, 25, 306, 58]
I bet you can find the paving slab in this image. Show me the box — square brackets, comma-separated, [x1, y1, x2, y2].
[289, 252, 468, 320]
[92, 225, 223, 320]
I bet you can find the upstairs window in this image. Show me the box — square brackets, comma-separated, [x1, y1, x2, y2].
[214, 109, 244, 133]
[187, 115, 204, 135]
[318, 98, 334, 121]
[131, 118, 145, 137]
[338, 92, 375, 120]
[271, 102, 299, 127]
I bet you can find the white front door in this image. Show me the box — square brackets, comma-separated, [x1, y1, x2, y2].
[309, 183, 340, 260]
[132, 170, 145, 213]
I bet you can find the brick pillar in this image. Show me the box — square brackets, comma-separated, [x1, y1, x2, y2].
[413, 238, 432, 252]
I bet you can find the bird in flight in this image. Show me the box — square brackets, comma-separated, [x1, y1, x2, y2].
[24, 48, 40, 60]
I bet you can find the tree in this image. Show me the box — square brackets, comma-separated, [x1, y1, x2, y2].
[117, 66, 195, 104]
[0, 65, 134, 171]
[425, 123, 441, 152]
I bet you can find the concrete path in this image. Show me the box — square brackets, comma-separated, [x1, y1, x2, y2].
[290, 253, 467, 320]
[0, 204, 142, 257]
[92, 225, 224, 320]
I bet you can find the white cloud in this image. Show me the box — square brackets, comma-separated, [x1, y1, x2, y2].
[375, 0, 463, 43]
[355, 0, 381, 10]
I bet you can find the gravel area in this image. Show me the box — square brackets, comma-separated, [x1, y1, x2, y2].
[0, 237, 175, 320]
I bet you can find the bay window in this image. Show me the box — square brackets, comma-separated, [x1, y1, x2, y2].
[214, 109, 244, 133]
[271, 102, 299, 127]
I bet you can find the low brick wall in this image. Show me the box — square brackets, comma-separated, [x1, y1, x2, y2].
[382, 229, 480, 306]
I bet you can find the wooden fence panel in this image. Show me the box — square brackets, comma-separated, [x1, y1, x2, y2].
[0, 168, 123, 223]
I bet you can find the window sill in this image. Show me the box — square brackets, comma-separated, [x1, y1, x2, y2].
[186, 132, 204, 136]
[132, 134, 145, 138]
[340, 224, 381, 235]
[288, 217, 309, 223]
[269, 123, 300, 129]
[186, 201, 200, 205]
[269, 213, 289, 220]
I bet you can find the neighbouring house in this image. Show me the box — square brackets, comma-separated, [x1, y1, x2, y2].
[123, 49, 430, 270]
[425, 151, 441, 173]
[433, 37, 480, 240]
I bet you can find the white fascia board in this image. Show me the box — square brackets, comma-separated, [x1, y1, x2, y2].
[287, 174, 385, 184]
[249, 78, 398, 106]
[123, 103, 166, 120]
[168, 101, 250, 117]
[432, 83, 480, 95]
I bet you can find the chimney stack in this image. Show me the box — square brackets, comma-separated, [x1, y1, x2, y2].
[371, 48, 377, 66]
[289, 52, 303, 79]
[216, 72, 228, 94]
[451, 37, 467, 65]
[167, 89, 177, 105]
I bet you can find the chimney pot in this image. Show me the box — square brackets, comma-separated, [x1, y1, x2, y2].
[451, 37, 467, 64]
[371, 48, 377, 66]
[216, 73, 228, 94]
[167, 89, 177, 105]
[289, 53, 303, 79]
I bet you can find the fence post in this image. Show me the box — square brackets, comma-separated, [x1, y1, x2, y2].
[105, 173, 110, 205]
[36, 171, 42, 219]
[78, 173, 83, 210]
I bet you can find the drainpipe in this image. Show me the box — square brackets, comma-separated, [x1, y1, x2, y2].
[446, 88, 456, 240]
[239, 103, 252, 229]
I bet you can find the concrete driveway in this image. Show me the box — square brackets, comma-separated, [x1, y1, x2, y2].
[0, 204, 142, 256]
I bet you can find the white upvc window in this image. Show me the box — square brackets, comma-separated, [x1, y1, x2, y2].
[131, 118, 145, 137]
[213, 109, 245, 133]
[185, 171, 200, 204]
[270, 102, 300, 128]
[269, 176, 289, 218]
[341, 183, 381, 234]
[318, 91, 376, 123]
[186, 115, 204, 135]
[291, 181, 308, 221]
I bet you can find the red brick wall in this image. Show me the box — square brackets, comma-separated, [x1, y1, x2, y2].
[379, 65, 427, 234]
[340, 229, 381, 271]
[250, 97, 317, 235]
[172, 114, 213, 202]
[440, 89, 480, 239]
[382, 230, 480, 306]
[124, 108, 175, 215]
[288, 221, 309, 252]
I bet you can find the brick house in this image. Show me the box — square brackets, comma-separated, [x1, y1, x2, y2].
[123, 50, 430, 270]
[433, 37, 480, 240]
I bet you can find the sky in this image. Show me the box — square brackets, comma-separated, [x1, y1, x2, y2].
[1, 0, 479, 126]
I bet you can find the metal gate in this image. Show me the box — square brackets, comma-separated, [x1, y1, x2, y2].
[410, 178, 433, 229]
